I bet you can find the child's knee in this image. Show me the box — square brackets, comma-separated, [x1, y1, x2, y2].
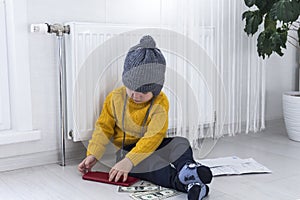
[174, 136, 191, 146]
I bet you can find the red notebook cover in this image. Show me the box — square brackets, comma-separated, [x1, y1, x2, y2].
[82, 171, 139, 186]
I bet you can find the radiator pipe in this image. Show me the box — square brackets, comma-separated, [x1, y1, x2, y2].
[31, 23, 70, 166]
[54, 24, 70, 166]
[57, 35, 67, 166]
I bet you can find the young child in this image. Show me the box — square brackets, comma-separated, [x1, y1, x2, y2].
[78, 35, 212, 200]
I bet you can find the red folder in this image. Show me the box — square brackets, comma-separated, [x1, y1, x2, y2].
[82, 171, 139, 186]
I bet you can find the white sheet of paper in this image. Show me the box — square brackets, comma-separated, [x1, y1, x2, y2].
[197, 156, 272, 176]
[198, 156, 245, 167]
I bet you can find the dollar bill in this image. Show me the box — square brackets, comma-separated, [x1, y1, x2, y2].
[118, 185, 161, 193]
[129, 188, 180, 200]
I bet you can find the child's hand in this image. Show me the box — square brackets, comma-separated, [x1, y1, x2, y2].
[109, 157, 133, 182]
[78, 155, 97, 175]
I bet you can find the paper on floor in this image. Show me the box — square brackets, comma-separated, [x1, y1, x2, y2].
[197, 156, 272, 176]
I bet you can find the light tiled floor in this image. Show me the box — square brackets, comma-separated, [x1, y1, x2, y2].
[1, 122, 300, 200]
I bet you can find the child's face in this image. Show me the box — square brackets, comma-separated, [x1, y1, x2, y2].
[126, 88, 153, 104]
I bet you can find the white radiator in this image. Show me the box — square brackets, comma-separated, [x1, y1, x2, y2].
[65, 22, 216, 142]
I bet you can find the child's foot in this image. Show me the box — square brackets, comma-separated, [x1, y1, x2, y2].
[187, 183, 209, 200]
[178, 163, 212, 185]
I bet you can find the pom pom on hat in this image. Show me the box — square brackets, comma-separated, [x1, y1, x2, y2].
[139, 35, 156, 48]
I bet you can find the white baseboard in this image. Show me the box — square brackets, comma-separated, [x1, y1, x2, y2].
[0, 144, 86, 172]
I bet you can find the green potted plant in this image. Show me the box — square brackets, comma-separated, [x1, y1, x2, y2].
[242, 0, 300, 141]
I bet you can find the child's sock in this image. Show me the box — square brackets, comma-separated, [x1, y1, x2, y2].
[187, 183, 209, 200]
[178, 163, 212, 185]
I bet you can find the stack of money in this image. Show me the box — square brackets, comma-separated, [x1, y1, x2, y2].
[118, 181, 181, 200]
[129, 189, 180, 200]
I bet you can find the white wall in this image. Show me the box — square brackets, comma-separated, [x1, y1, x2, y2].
[0, 0, 298, 171]
[265, 45, 299, 121]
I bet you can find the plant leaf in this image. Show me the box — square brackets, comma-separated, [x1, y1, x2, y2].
[270, 0, 300, 22]
[254, 0, 267, 10]
[244, 0, 256, 7]
[293, 0, 300, 16]
[242, 10, 263, 35]
[243, 0, 298, 58]
[270, 29, 287, 56]
[264, 13, 277, 31]
[257, 28, 288, 58]
[255, 0, 278, 13]
[257, 30, 273, 58]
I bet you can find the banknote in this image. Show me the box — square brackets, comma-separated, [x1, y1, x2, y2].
[129, 188, 180, 200]
[118, 185, 161, 193]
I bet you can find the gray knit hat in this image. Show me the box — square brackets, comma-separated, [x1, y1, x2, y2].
[122, 35, 166, 96]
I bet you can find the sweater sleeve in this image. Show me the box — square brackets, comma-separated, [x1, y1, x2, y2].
[86, 92, 116, 160]
[125, 99, 169, 166]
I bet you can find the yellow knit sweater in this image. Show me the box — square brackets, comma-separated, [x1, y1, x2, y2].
[87, 86, 169, 166]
